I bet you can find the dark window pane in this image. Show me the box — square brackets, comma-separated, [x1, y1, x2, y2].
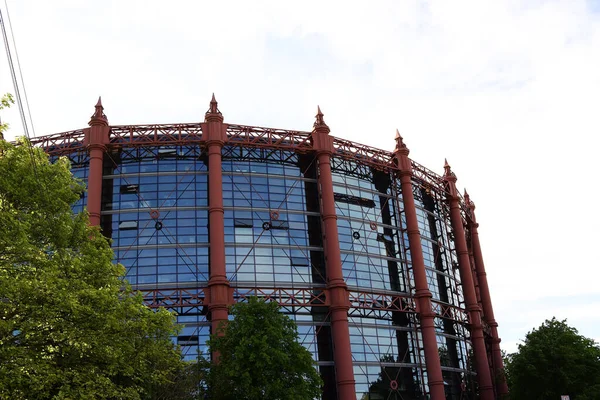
[118, 221, 138, 230]
[120, 184, 139, 194]
[334, 192, 375, 208]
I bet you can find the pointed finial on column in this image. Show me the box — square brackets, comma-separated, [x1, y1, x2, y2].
[443, 158, 458, 194]
[313, 105, 330, 134]
[89, 96, 108, 126]
[210, 93, 217, 112]
[464, 189, 476, 212]
[443, 158, 452, 177]
[394, 129, 410, 155]
[205, 93, 223, 123]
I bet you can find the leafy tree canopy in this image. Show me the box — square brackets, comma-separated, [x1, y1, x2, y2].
[207, 297, 323, 400]
[0, 129, 189, 398]
[505, 317, 600, 400]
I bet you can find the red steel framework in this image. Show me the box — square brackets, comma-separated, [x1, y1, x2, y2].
[31, 97, 508, 399]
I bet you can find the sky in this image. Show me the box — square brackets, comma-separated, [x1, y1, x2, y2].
[1, 0, 599, 352]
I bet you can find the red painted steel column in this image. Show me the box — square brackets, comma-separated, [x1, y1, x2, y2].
[85, 98, 110, 227]
[443, 161, 494, 400]
[470, 251, 483, 307]
[201, 95, 231, 349]
[392, 131, 445, 400]
[465, 191, 509, 398]
[311, 107, 356, 400]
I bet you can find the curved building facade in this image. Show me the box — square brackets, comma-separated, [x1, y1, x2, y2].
[34, 97, 507, 400]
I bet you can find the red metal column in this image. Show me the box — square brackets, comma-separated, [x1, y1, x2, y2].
[464, 191, 509, 398]
[469, 250, 483, 307]
[201, 95, 231, 349]
[84, 98, 110, 227]
[310, 107, 356, 400]
[392, 131, 445, 400]
[443, 161, 494, 400]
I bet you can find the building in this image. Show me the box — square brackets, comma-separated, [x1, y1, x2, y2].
[32, 97, 508, 400]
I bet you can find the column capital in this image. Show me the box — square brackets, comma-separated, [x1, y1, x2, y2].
[313, 105, 329, 134]
[464, 189, 481, 225]
[310, 106, 335, 154]
[85, 97, 110, 149]
[89, 96, 108, 127]
[205, 93, 224, 123]
[392, 129, 413, 173]
[443, 158, 459, 198]
[201, 94, 228, 145]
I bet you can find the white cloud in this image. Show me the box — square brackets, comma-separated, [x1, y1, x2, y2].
[1, 0, 599, 354]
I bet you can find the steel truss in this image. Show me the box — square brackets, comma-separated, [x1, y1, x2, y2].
[142, 287, 206, 311]
[141, 286, 423, 315]
[28, 122, 459, 202]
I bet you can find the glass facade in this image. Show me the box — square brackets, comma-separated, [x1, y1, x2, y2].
[60, 142, 476, 400]
[329, 157, 474, 399]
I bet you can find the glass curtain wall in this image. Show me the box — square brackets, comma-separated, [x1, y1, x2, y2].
[59, 144, 476, 399]
[101, 145, 210, 361]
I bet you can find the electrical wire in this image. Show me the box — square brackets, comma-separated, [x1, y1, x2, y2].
[0, 4, 27, 138]
[4, 0, 36, 138]
[0, 3, 46, 201]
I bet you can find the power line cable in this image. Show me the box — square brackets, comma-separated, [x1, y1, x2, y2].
[4, 0, 36, 138]
[0, 1, 50, 210]
[0, 3, 27, 139]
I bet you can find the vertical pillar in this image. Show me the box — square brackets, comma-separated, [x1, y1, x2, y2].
[464, 191, 509, 398]
[469, 250, 483, 307]
[310, 107, 356, 400]
[392, 131, 446, 400]
[443, 161, 494, 400]
[85, 97, 110, 227]
[201, 95, 231, 350]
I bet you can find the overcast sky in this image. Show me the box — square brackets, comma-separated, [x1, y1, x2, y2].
[2, 0, 599, 352]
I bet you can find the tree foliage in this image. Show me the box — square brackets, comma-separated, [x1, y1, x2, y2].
[149, 356, 209, 400]
[207, 297, 323, 400]
[0, 136, 190, 399]
[505, 317, 600, 400]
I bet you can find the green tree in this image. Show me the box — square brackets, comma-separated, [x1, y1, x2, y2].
[207, 297, 323, 400]
[149, 355, 209, 400]
[505, 318, 600, 400]
[0, 132, 190, 399]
